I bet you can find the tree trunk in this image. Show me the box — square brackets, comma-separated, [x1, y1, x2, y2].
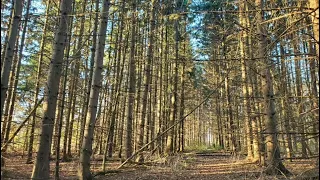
[255, 0, 290, 175]
[2, 36, 19, 149]
[309, 0, 319, 57]
[179, 61, 185, 152]
[136, 0, 156, 163]
[165, 15, 179, 155]
[78, 0, 110, 179]
[60, 1, 75, 162]
[279, 42, 293, 161]
[1, 0, 22, 119]
[4, 0, 31, 153]
[79, 0, 99, 155]
[293, 41, 308, 158]
[0, 1, 13, 70]
[31, 0, 73, 179]
[239, 2, 253, 160]
[26, 0, 50, 164]
[126, 0, 137, 160]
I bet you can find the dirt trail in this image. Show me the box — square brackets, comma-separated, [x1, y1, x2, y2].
[95, 152, 305, 180]
[96, 152, 260, 180]
[2, 151, 316, 179]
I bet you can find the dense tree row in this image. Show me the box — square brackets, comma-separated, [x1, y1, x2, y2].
[0, 0, 318, 179]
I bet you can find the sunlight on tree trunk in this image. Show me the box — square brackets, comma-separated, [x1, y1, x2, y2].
[78, 0, 110, 179]
[31, 0, 73, 179]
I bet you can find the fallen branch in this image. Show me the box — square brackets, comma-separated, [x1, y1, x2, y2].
[93, 170, 122, 177]
[1, 97, 44, 151]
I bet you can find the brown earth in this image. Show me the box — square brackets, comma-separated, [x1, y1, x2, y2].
[2, 151, 317, 180]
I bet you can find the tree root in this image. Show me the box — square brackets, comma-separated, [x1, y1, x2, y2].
[263, 162, 292, 176]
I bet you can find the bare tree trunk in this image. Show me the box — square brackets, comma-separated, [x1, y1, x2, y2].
[1, 0, 22, 119]
[103, 12, 116, 160]
[118, 93, 127, 158]
[279, 43, 293, 161]
[255, 0, 290, 175]
[2, 36, 19, 149]
[225, 65, 237, 152]
[165, 15, 179, 155]
[136, 0, 156, 163]
[31, 0, 73, 179]
[113, 0, 127, 158]
[118, 31, 130, 159]
[63, 0, 87, 160]
[293, 42, 308, 158]
[179, 61, 185, 152]
[51, 79, 64, 156]
[26, 0, 50, 164]
[134, 24, 144, 152]
[58, 1, 75, 162]
[79, 0, 99, 155]
[54, 78, 66, 180]
[308, 45, 319, 153]
[78, 0, 110, 179]
[4, 0, 31, 154]
[257, 103, 266, 166]
[126, 0, 137, 160]
[309, 0, 319, 58]
[239, 2, 253, 160]
[0, 1, 13, 69]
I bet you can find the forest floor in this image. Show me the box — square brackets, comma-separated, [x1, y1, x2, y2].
[2, 150, 318, 180]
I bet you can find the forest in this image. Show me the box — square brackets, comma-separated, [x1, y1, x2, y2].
[0, 0, 319, 179]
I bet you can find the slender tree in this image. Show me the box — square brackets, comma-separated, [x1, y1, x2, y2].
[126, 0, 137, 159]
[78, 0, 110, 179]
[1, 0, 22, 118]
[309, 0, 319, 58]
[136, 0, 156, 163]
[255, 0, 290, 175]
[31, 0, 73, 179]
[26, 0, 51, 164]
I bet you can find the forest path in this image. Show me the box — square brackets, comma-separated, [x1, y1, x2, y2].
[2, 151, 316, 179]
[95, 151, 293, 180]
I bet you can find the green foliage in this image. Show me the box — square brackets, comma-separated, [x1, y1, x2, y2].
[185, 143, 224, 153]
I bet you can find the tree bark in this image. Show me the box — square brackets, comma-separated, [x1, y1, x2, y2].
[2, 36, 19, 149]
[1, 0, 22, 119]
[26, 0, 50, 164]
[309, 0, 319, 58]
[126, 0, 137, 159]
[31, 0, 73, 179]
[136, 0, 156, 163]
[293, 41, 308, 158]
[0, 1, 13, 69]
[78, 0, 110, 179]
[255, 0, 290, 175]
[79, 0, 99, 155]
[279, 42, 293, 161]
[239, 2, 253, 160]
[60, 1, 75, 162]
